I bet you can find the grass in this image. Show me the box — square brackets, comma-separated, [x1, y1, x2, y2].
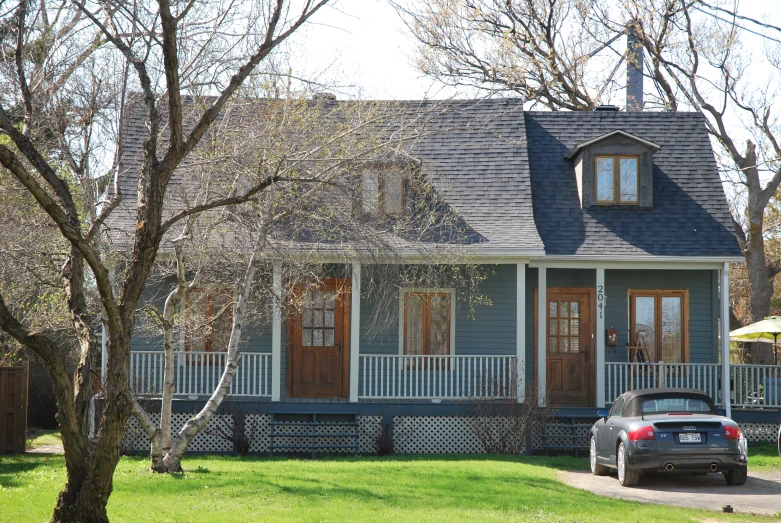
[747, 442, 780, 471]
[25, 428, 62, 450]
[1, 452, 778, 523]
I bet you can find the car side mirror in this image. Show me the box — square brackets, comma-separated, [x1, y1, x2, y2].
[597, 409, 608, 419]
[716, 408, 726, 416]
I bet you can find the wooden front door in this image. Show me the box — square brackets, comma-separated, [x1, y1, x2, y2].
[545, 289, 594, 407]
[287, 278, 350, 398]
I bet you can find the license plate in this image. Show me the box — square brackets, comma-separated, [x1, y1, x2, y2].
[679, 433, 701, 443]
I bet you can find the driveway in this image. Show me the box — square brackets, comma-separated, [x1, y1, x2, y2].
[560, 469, 781, 516]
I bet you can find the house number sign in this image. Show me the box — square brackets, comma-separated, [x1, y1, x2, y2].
[597, 285, 605, 319]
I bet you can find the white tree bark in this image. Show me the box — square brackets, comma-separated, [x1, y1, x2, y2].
[162, 250, 259, 471]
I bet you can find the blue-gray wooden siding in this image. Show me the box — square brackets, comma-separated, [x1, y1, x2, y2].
[130, 265, 719, 400]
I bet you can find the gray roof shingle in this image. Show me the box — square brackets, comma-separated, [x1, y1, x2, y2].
[524, 111, 742, 257]
[104, 97, 741, 259]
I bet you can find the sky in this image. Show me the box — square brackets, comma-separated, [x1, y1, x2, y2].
[286, 0, 781, 102]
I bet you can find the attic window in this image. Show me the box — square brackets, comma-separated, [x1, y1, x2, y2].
[362, 171, 403, 214]
[595, 156, 638, 204]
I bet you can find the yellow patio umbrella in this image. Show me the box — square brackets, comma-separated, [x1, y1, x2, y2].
[729, 316, 781, 365]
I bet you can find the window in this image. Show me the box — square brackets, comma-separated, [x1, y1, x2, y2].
[548, 300, 581, 354]
[362, 170, 403, 214]
[641, 396, 713, 414]
[402, 290, 453, 357]
[629, 290, 688, 363]
[595, 156, 639, 204]
[608, 397, 625, 417]
[185, 288, 233, 357]
[301, 289, 336, 347]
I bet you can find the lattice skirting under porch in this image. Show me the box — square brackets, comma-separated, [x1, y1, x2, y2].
[740, 422, 779, 443]
[122, 413, 234, 453]
[121, 416, 780, 454]
[122, 415, 383, 454]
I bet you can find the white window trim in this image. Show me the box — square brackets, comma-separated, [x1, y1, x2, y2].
[397, 287, 456, 356]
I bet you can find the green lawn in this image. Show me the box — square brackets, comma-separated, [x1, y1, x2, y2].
[25, 428, 62, 450]
[1, 452, 777, 522]
[746, 442, 780, 471]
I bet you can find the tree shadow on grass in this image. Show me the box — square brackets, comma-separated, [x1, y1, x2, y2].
[0, 456, 60, 488]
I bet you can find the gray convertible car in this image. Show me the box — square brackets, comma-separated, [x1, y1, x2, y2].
[590, 388, 748, 486]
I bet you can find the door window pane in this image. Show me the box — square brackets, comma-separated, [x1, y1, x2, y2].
[634, 296, 656, 360]
[661, 297, 682, 363]
[632, 292, 685, 363]
[548, 299, 581, 356]
[301, 289, 336, 347]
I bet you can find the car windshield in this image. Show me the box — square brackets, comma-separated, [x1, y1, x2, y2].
[641, 396, 713, 414]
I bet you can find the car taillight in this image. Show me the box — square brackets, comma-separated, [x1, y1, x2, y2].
[724, 427, 741, 440]
[628, 425, 655, 441]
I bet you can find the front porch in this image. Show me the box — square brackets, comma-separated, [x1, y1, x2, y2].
[129, 350, 781, 409]
[126, 261, 748, 413]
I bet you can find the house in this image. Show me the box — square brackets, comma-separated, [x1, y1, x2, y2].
[107, 96, 779, 456]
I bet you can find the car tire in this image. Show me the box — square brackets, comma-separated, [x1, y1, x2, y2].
[723, 466, 748, 486]
[590, 436, 610, 476]
[617, 442, 640, 487]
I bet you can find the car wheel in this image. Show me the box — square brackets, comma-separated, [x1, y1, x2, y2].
[617, 442, 640, 487]
[590, 436, 610, 476]
[724, 466, 748, 486]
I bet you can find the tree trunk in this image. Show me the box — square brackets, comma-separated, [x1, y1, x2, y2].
[745, 186, 776, 365]
[50, 333, 133, 523]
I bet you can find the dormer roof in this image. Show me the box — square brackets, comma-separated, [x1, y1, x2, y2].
[564, 129, 661, 160]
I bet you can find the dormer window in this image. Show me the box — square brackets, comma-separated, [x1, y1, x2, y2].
[362, 171, 403, 215]
[595, 156, 639, 204]
[565, 130, 660, 210]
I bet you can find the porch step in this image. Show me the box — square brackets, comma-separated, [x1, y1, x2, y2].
[541, 416, 598, 457]
[268, 412, 359, 458]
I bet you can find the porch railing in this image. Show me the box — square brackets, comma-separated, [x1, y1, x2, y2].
[731, 364, 781, 408]
[605, 362, 723, 405]
[605, 362, 781, 408]
[359, 355, 517, 399]
[129, 351, 272, 397]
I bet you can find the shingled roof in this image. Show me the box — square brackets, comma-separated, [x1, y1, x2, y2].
[105, 97, 741, 260]
[524, 111, 742, 257]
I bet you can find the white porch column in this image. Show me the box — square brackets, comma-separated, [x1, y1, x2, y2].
[596, 268, 606, 408]
[537, 267, 547, 407]
[271, 263, 282, 401]
[349, 262, 361, 403]
[721, 262, 731, 418]
[516, 263, 526, 403]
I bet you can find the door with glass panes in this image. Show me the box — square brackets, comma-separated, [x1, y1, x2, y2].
[545, 289, 594, 407]
[287, 278, 350, 397]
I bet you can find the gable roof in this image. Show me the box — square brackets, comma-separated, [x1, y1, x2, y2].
[564, 129, 661, 159]
[105, 98, 741, 260]
[525, 111, 742, 258]
[104, 97, 545, 256]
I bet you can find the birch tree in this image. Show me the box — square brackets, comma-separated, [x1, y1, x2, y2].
[398, 0, 781, 363]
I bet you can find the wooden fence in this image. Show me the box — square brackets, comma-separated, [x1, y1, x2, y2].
[1, 362, 29, 454]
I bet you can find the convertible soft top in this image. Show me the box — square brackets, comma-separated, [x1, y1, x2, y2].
[618, 388, 717, 418]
